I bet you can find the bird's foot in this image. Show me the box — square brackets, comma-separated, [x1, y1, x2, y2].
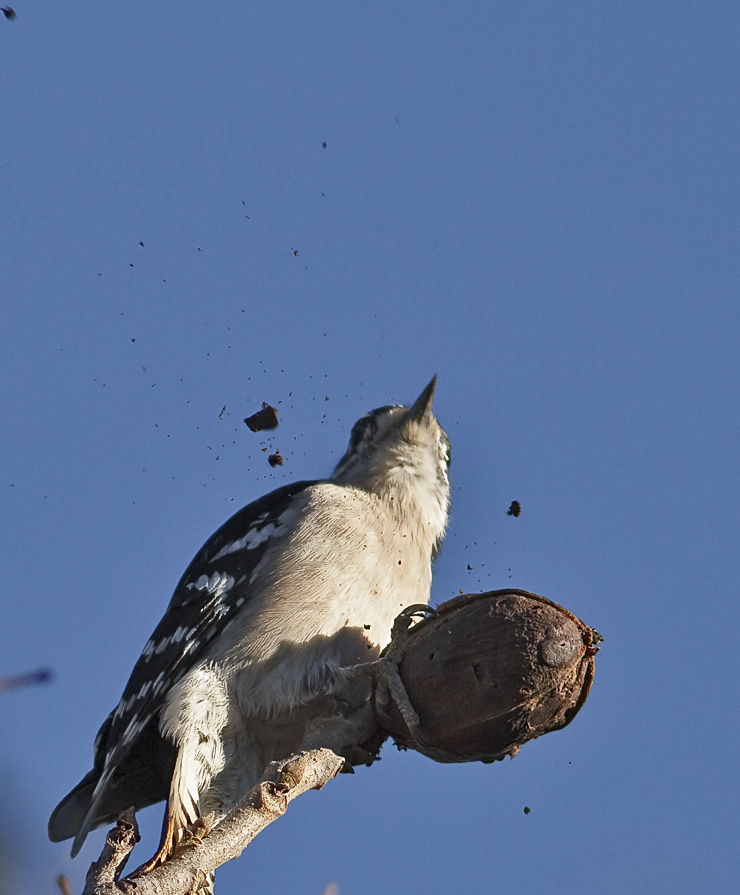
[382, 604, 437, 663]
[357, 604, 437, 742]
[177, 811, 217, 849]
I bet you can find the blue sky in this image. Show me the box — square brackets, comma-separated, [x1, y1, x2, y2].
[2, 2, 739, 893]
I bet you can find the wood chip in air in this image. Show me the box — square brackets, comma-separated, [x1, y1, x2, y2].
[244, 403, 279, 432]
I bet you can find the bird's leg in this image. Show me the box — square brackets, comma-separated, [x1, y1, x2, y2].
[133, 807, 217, 886]
[134, 804, 176, 875]
[352, 604, 437, 743]
[377, 604, 436, 738]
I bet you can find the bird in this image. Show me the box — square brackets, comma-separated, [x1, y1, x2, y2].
[49, 377, 451, 886]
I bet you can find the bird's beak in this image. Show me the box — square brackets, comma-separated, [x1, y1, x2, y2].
[407, 376, 438, 423]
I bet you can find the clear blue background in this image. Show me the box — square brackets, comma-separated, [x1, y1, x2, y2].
[2, 2, 739, 893]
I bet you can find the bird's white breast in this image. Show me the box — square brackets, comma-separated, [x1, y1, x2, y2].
[202, 482, 435, 715]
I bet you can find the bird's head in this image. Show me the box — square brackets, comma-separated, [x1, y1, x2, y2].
[332, 377, 451, 554]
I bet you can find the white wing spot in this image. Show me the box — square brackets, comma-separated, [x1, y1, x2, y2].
[210, 573, 236, 617]
[123, 716, 146, 745]
[151, 671, 166, 696]
[212, 522, 281, 560]
[209, 572, 235, 594]
[188, 571, 236, 594]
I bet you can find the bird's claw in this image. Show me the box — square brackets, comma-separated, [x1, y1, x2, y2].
[177, 812, 217, 850]
[382, 604, 437, 663]
[374, 604, 436, 741]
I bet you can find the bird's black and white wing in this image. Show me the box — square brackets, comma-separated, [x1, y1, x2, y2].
[49, 480, 316, 854]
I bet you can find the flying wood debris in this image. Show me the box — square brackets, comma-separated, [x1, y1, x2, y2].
[268, 450, 284, 467]
[507, 500, 521, 517]
[244, 403, 279, 432]
[1, 6, 16, 19]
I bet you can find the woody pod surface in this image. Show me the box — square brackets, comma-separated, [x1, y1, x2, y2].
[378, 589, 600, 763]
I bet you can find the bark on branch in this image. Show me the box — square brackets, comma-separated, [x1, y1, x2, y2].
[83, 749, 344, 895]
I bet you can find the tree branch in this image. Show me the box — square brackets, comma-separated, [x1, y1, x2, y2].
[82, 749, 344, 895]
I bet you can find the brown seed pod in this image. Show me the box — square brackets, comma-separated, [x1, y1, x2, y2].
[379, 589, 599, 763]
